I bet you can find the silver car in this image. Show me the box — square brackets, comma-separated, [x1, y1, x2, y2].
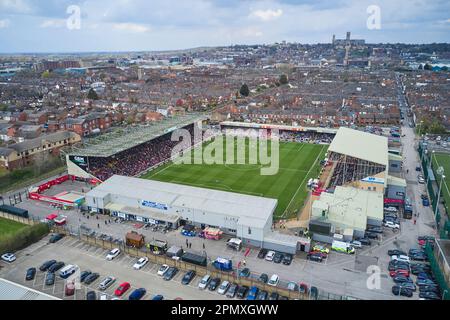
[98, 276, 116, 291]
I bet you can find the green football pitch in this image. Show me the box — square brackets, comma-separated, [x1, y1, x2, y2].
[431, 152, 450, 215]
[141, 138, 327, 219]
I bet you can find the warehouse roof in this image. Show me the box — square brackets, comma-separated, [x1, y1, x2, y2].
[0, 278, 60, 300]
[328, 127, 388, 166]
[87, 175, 277, 228]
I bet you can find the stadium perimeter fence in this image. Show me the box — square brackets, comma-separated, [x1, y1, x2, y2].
[53, 225, 357, 301]
[425, 242, 450, 300]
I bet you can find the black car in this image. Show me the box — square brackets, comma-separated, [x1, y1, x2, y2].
[163, 267, 178, 281]
[49, 233, 64, 243]
[257, 248, 268, 259]
[388, 249, 407, 256]
[393, 276, 413, 284]
[48, 261, 65, 273]
[208, 278, 221, 291]
[86, 291, 97, 300]
[419, 285, 440, 294]
[282, 254, 293, 265]
[418, 236, 435, 242]
[39, 260, 57, 272]
[258, 273, 268, 284]
[366, 226, 383, 234]
[236, 285, 249, 299]
[268, 292, 279, 300]
[226, 284, 238, 298]
[366, 232, 379, 239]
[307, 253, 323, 263]
[310, 286, 319, 300]
[84, 272, 100, 285]
[357, 238, 372, 246]
[392, 285, 413, 297]
[398, 282, 417, 291]
[80, 270, 92, 283]
[409, 249, 425, 255]
[273, 252, 283, 264]
[25, 267, 36, 281]
[417, 278, 438, 286]
[256, 290, 268, 300]
[181, 270, 196, 285]
[278, 296, 289, 300]
[45, 272, 56, 286]
[419, 291, 441, 300]
[239, 268, 251, 278]
[410, 254, 428, 261]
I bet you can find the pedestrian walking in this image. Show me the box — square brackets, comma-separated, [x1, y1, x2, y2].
[203, 243, 205, 250]
[105, 220, 107, 225]
[407, 169, 409, 174]
[242, 260, 246, 267]
[186, 239, 189, 247]
[414, 219, 417, 225]
[97, 223, 100, 228]
[189, 242, 192, 249]
[87, 215, 89, 219]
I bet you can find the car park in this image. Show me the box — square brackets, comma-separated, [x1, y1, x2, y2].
[25, 268, 36, 281]
[181, 270, 196, 285]
[86, 291, 97, 300]
[226, 283, 238, 298]
[1, 253, 16, 263]
[282, 253, 293, 265]
[208, 277, 221, 291]
[246, 286, 259, 300]
[133, 257, 149, 270]
[98, 276, 116, 290]
[257, 248, 268, 259]
[163, 267, 179, 281]
[48, 261, 65, 273]
[45, 272, 56, 286]
[114, 282, 131, 296]
[39, 260, 56, 272]
[198, 275, 211, 290]
[265, 251, 275, 261]
[392, 286, 413, 297]
[239, 268, 250, 278]
[256, 290, 268, 300]
[268, 274, 279, 287]
[106, 248, 121, 260]
[49, 233, 64, 243]
[236, 285, 249, 299]
[273, 252, 283, 264]
[258, 273, 268, 284]
[157, 264, 170, 276]
[84, 273, 100, 285]
[217, 281, 230, 295]
[129, 288, 146, 300]
[268, 292, 279, 300]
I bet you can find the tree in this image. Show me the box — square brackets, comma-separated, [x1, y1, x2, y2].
[0, 103, 8, 112]
[279, 74, 289, 85]
[424, 63, 432, 71]
[41, 71, 50, 78]
[87, 88, 99, 100]
[239, 84, 250, 97]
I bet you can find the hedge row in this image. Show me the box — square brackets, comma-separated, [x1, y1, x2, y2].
[0, 223, 50, 253]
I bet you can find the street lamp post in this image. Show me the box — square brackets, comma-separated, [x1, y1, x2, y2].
[443, 289, 448, 300]
[435, 167, 445, 220]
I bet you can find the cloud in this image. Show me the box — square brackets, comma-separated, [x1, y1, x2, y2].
[0, 19, 10, 28]
[40, 19, 66, 28]
[249, 8, 283, 22]
[113, 22, 151, 33]
[0, 0, 32, 14]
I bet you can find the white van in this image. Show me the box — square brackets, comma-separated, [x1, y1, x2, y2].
[59, 265, 78, 279]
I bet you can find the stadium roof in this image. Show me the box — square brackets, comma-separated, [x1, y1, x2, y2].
[328, 127, 388, 166]
[65, 113, 208, 158]
[0, 278, 60, 300]
[87, 175, 277, 229]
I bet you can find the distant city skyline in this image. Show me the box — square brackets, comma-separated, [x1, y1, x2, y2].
[1, 0, 450, 53]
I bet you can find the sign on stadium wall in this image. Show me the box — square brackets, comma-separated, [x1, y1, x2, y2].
[361, 177, 385, 184]
[141, 200, 168, 211]
[69, 155, 88, 169]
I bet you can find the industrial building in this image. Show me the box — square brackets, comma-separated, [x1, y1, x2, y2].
[0, 278, 60, 300]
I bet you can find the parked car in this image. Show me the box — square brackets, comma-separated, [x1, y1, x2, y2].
[84, 272, 100, 285]
[398, 282, 417, 292]
[299, 283, 308, 294]
[1, 253, 16, 263]
[181, 270, 196, 285]
[198, 275, 211, 290]
[80, 270, 92, 283]
[152, 295, 164, 300]
[307, 253, 323, 263]
[257, 248, 268, 259]
[390, 269, 410, 278]
[393, 275, 413, 284]
[357, 238, 372, 246]
[312, 245, 330, 254]
[419, 291, 441, 300]
[217, 281, 230, 295]
[268, 292, 279, 300]
[366, 232, 379, 240]
[163, 267, 179, 281]
[25, 267, 36, 281]
[157, 264, 170, 276]
[384, 221, 400, 229]
[246, 286, 259, 300]
[86, 291, 97, 300]
[367, 226, 383, 234]
[208, 277, 221, 291]
[114, 282, 131, 296]
[384, 207, 398, 213]
[239, 268, 251, 278]
[39, 260, 57, 272]
[258, 273, 268, 284]
[391, 255, 411, 263]
[282, 254, 293, 265]
[45, 272, 56, 286]
[256, 290, 268, 300]
[226, 283, 238, 298]
[287, 282, 299, 291]
[388, 249, 407, 256]
[310, 286, 319, 300]
[350, 241, 362, 248]
[268, 274, 279, 287]
[392, 285, 413, 297]
[98, 276, 116, 291]
[65, 281, 75, 296]
[133, 257, 149, 270]
[49, 233, 64, 243]
[129, 288, 146, 300]
[236, 285, 249, 299]
[265, 251, 276, 261]
[106, 248, 121, 260]
[419, 285, 440, 294]
[273, 252, 283, 264]
[48, 261, 65, 273]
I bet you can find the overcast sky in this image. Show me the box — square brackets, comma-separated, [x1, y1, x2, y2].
[1, 0, 449, 53]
